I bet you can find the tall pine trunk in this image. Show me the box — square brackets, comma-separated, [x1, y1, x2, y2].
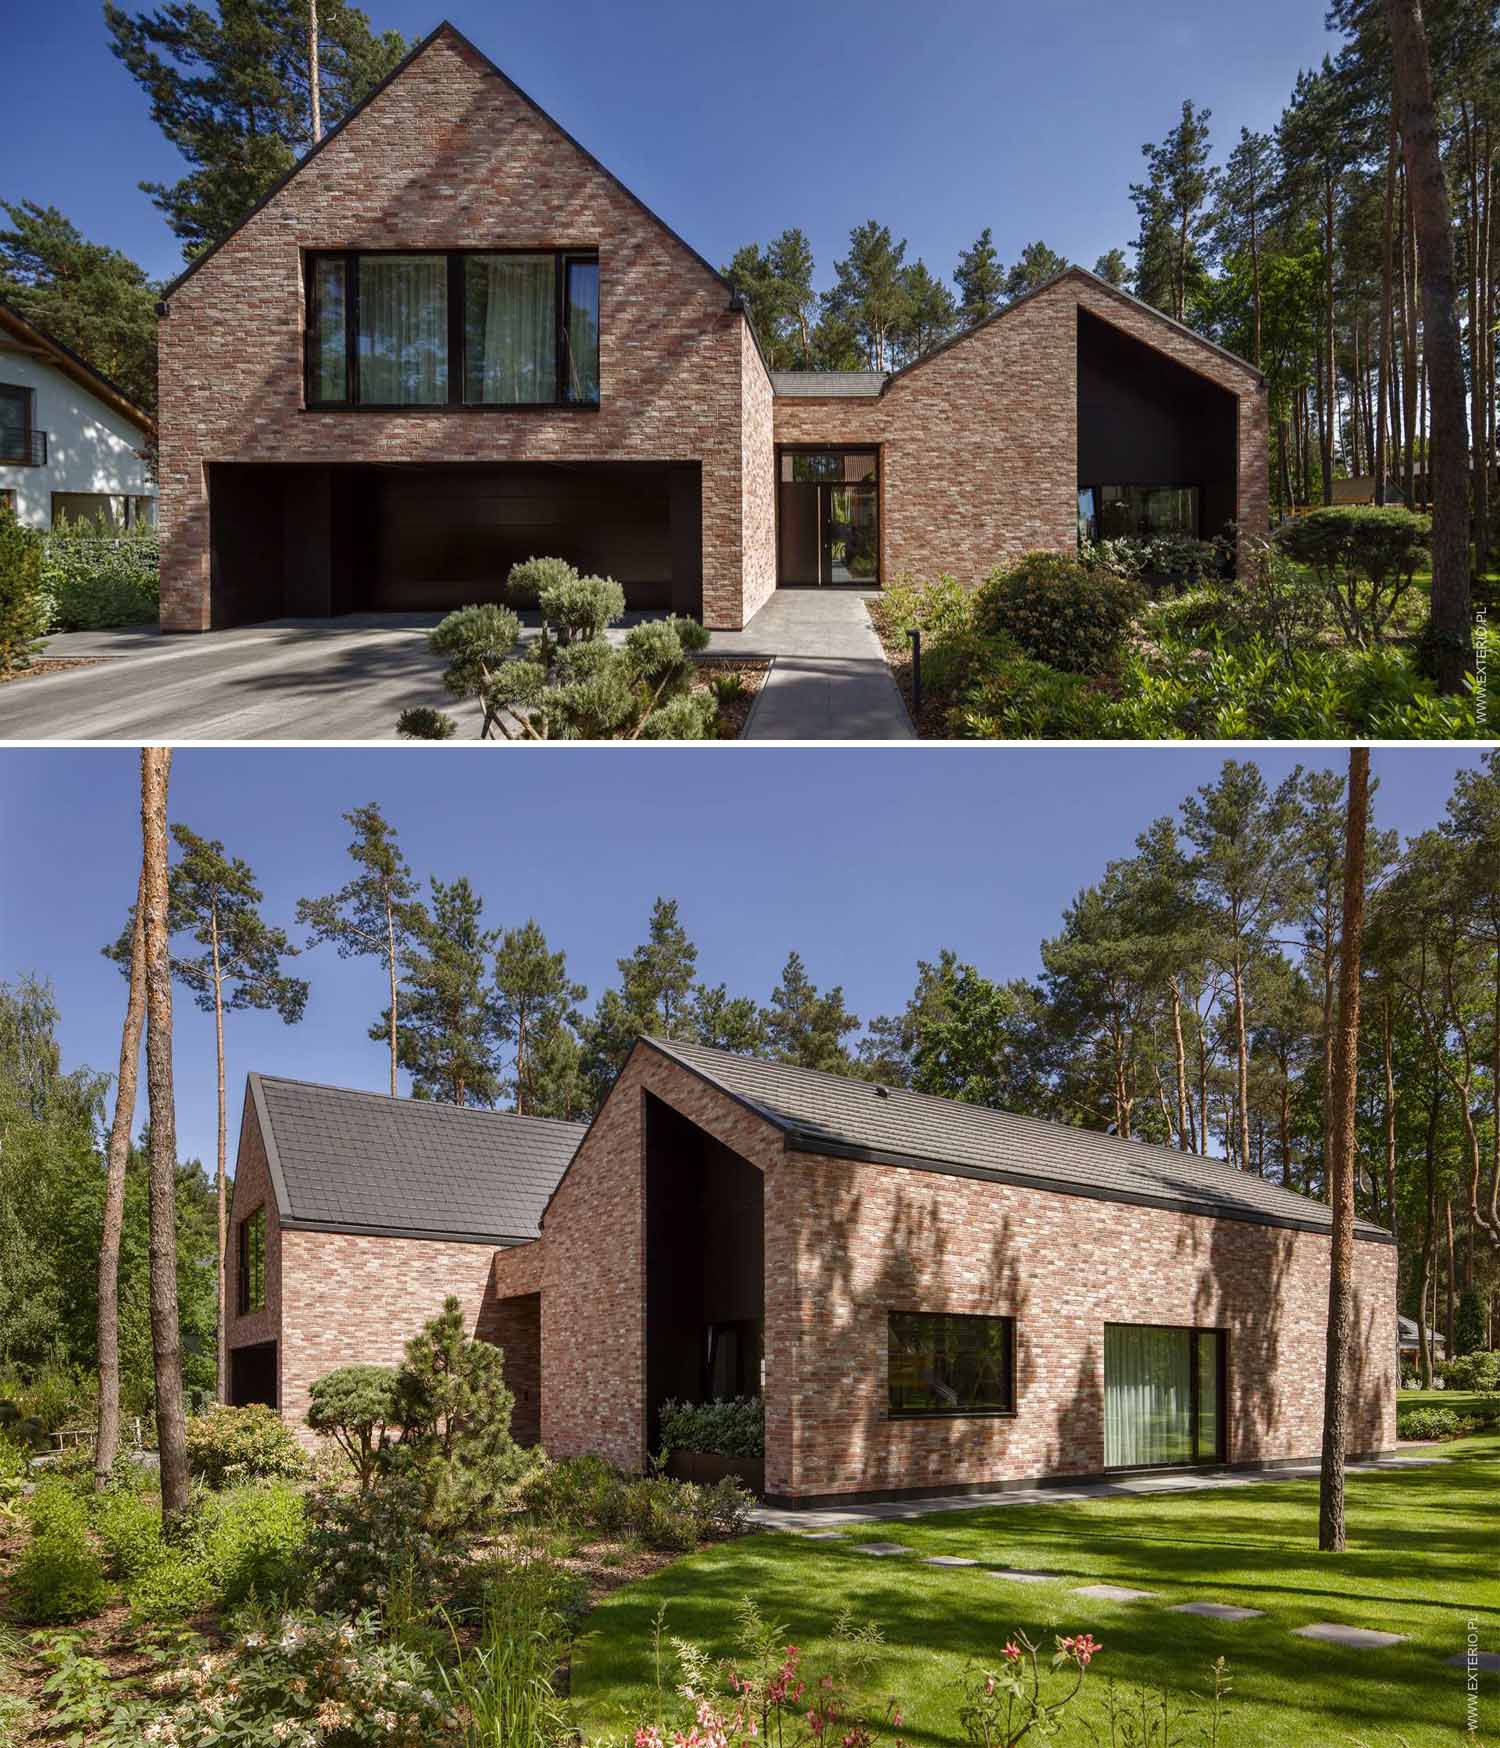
[1376, 107, 1395, 507]
[95, 869, 146, 1489]
[1388, 0, 1472, 690]
[1318, 747, 1368, 1554]
[211, 900, 227, 1404]
[141, 748, 190, 1523]
[308, 0, 322, 143]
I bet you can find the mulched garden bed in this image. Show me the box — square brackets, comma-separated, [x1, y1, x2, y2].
[690, 657, 770, 739]
[0, 658, 101, 686]
[864, 603, 946, 737]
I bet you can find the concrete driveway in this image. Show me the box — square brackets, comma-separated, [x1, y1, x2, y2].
[0, 592, 912, 742]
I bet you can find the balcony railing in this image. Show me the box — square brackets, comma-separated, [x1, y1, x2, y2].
[0, 429, 47, 466]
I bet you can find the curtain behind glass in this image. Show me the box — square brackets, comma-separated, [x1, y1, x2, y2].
[1104, 1326, 1193, 1466]
[358, 256, 447, 405]
[465, 255, 556, 403]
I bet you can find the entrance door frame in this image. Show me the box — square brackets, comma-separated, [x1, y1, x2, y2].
[774, 444, 882, 588]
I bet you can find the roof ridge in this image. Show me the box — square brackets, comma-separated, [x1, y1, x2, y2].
[252, 1071, 587, 1131]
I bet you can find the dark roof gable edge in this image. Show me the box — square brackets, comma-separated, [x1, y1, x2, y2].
[246, 1072, 294, 1222]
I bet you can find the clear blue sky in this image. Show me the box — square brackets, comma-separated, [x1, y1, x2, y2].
[7, 0, 1342, 289]
[0, 746, 1484, 1175]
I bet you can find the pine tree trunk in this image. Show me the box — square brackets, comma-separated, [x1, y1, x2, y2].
[1389, 0, 1472, 686]
[1323, 175, 1336, 504]
[1401, 176, 1419, 506]
[141, 748, 190, 1523]
[308, 0, 322, 143]
[1171, 981, 1192, 1152]
[386, 890, 399, 1096]
[1383, 993, 1398, 1244]
[212, 902, 227, 1405]
[1318, 748, 1368, 1552]
[95, 868, 147, 1489]
[1233, 945, 1251, 1173]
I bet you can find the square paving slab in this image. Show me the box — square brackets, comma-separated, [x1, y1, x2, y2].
[853, 1541, 913, 1556]
[796, 1530, 845, 1540]
[1446, 1652, 1500, 1671]
[1073, 1583, 1157, 1602]
[922, 1555, 980, 1566]
[989, 1568, 1057, 1584]
[1170, 1602, 1264, 1621]
[1293, 1623, 1406, 1649]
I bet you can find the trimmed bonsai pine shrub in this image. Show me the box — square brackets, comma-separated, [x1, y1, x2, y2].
[0, 507, 47, 673]
[506, 553, 580, 606]
[974, 552, 1143, 675]
[1274, 505, 1430, 647]
[306, 1363, 400, 1492]
[183, 1402, 307, 1489]
[538, 572, 626, 645]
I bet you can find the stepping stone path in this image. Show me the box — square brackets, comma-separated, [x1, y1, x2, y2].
[1073, 1583, 1157, 1602]
[854, 1541, 914, 1557]
[1293, 1623, 1407, 1649]
[796, 1530, 845, 1540]
[922, 1555, 979, 1567]
[1170, 1602, 1264, 1621]
[988, 1568, 1056, 1584]
[1446, 1652, 1500, 1671]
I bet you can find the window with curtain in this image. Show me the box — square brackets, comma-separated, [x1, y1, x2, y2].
[465, 254, 557, 403]
[238, 1207, 267, 1314]
[888, 1312, 1015, 1416]
[0, 385, 33, 464]
[357, 255, 448, 405]
[308, 251, 599, 407]
[1104, 1325, 1224, 1467]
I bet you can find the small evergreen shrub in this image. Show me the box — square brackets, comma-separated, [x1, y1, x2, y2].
[658, 1396, 765, 1459]
[0, 508, 47, 673]
[14, 1484, 108, 1623]
[184, 1403, 307, 1489]
[974, 552, 1142, 674]
[1274, 505, 1430, 646]
[305, 1363, 400, 1491]
[127, 1544, 216, 1623]
[507, 554, 579, 607]
[877, 572, 975, 640]
[539, 572, 626, 644]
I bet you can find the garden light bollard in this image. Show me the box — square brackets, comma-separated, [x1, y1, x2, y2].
[908, 628, 922, 719]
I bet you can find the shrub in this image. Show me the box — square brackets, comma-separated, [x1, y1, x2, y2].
[92, 1487, 164, 1581]
[184, 1403, 307, 1489]
[145, 1609, 452, 1748]
[0, 507, 47, 673]
[1204, 536, 1329, 656]
[953, 647, 1113, 740]
[974, 552, 1142, 675]
[306, 1363, 400, 1492]
[202, 1483, 308, 1609]
[877, 572, 975, 641]
[0, 1433, 29, 1500]
[27, 1477, 91, 1539]
[658, 1396, 764, 1459]
[306, 1460, 468, 1616]
[538, 572, 625, 644]
[41, 524, 159, 631]
[1439, 1349, 1500, 1393]
[1454, 1293, 1488, 1360]
[14, 1486, 109, 1624]
[507, 554, 579, 607]
[1396, 1406, 1463, 1441]
[395, 704, 457, 740]
[515, 1454, 752, 1548]
[1275, 505, 1430, 646]
[127, 1543, 216, 1623]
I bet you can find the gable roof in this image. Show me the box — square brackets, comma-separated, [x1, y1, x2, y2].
[0, 299, 156, 437]
[640, 1037, 1391, 1244]
[246, 1072, 585, 1245]
[159, 20, 742, 321]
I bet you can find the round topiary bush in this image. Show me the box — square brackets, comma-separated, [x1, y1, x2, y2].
[974, 552, 1143, 675]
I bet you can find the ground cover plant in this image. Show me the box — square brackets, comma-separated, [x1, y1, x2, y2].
[570, 1431, 1497, 1747]
[869, 513, 1493, 740]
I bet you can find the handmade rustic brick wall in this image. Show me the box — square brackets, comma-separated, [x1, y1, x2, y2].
[158, 25, 772, 631]
[774, 1147, 1396, 1501]
[772, 271, 1268, 588]
[224, 1097, 283, 1379]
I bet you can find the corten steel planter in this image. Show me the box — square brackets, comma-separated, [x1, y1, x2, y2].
[665, 1450, 765, 1494]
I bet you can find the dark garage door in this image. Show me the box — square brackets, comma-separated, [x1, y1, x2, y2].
[208, 460, 702, 628]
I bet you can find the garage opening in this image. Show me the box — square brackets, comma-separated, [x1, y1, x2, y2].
[228, 1340, 277, 1409]
[207, 460, 703, 629]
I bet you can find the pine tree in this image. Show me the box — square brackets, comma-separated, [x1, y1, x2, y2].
[763, 951, 860, 1072]
[583, 897, 699, 1097]
[1092, 248, 1130, 288]
[1212, 129, 1277, 365]
[378, 877, 497, 1107]
[954, 227, 1005, 325]
[894, 260, 957, 362]
[823, 221, 909, 370]
[691, 983, 767, 1056]
[105, 0, 408, 258]
[298, 803, 421, 1096]
[1131, 100, 1216, 319]
[1002, 240, 1069, 302]
[491, 920, 586, 1116]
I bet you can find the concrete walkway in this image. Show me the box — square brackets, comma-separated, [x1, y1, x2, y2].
[708, 590, 913, 741]
[749, 1452, 1449, 1531]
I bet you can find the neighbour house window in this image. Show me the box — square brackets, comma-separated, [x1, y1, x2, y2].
[0, 384, 41, 465]
[238, 1207, 267, 1314]
[307, 250, 600, 409]
[52, 492, 130, 532]
[888, 1311, 1015, 1417]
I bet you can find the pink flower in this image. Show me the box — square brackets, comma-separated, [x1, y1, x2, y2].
[1001, 1642, 1022, 1663]
[1059, 1633, 1102, 1668]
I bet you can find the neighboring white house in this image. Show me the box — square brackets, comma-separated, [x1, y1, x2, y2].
[0, 299, 156, 531]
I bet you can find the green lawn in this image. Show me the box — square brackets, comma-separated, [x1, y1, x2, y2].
[571, 1435, 1498, 1748]
[1399, 1387, 1497, 1421]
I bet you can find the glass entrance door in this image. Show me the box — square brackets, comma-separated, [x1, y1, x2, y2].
[1104, 1325, 1225, 1467]
[777, 449, 879, 585]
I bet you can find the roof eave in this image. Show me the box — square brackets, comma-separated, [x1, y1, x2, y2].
[0, 299, 157, 436]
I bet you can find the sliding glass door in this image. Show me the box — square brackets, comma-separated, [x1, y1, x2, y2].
[1104, 1325, 1225, 1468]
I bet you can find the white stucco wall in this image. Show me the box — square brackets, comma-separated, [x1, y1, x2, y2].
[0, 344, 155, 529]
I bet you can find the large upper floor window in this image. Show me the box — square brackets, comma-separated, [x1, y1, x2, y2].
[888, 1311, 1015, 1417]
[306, 250, 600, 410]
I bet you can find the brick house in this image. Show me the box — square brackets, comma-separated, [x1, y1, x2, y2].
[230, 1039, 1396, 1504]
[157, 20, 1268, 635]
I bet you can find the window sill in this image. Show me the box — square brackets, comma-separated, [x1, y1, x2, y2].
[301, 402, 601, 415]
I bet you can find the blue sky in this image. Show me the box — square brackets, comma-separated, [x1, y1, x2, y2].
[8, 0, 1341, 289]
[0, 746, 1484, 1175]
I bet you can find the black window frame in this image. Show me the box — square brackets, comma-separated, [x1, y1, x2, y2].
[1101, 1322, 1227, 1470]
[237, 1205, 267, 1315]
[1078, 482, 1202, 543]
[887, 1310, 1017, 1420]
[0, 383, 41, 466]
[304, 248, 600, 412]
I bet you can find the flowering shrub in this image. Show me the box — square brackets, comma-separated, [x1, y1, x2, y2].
[141, 1610, 451, 1748]
[305, 1460, 469, 1616]
[874, 573, 976, 641]
[1438, 1350, 1500, 1393]
[184, 1404, 308, 1490]
[956, 1631, 1100, 1746]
